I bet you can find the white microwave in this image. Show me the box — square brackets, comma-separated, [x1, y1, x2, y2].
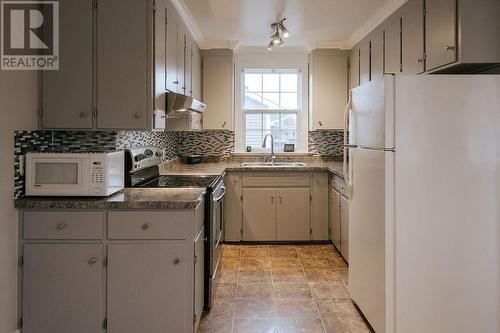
[25, 151, 124, 197]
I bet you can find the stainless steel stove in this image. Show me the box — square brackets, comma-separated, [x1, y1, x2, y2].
[124, 147, 225, 312]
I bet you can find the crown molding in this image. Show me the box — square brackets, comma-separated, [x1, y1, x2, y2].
[170, 0, 205, 45]
[343, 0, 408, 49]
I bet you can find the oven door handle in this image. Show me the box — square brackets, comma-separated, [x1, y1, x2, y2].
[213, 186, 226, 202]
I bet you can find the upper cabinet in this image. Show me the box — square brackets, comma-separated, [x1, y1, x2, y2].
[369, 29, 384, 81]
[401, 0, 425, 74]
[383, 13, 401, 74]
[425, 0, 457, 71]
[350, 47, 360, 89]
[201, 49, 234, 130]
[359, 39, 370, 85]
[309, 49, 349, 130]
[40, 0, 202, 131]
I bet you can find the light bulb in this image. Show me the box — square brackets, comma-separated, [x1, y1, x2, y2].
[272, 31, 281, 45]
[266, 41, 274, 50]
[281, 26, 290, 38]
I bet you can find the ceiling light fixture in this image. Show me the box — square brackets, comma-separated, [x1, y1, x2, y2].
[267, 18, 290, 50]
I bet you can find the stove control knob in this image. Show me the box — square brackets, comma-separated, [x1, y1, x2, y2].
[144, 149, 153, 158]
[155, 151, 163, 157]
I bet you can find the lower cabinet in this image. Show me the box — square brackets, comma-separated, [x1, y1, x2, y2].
[330, 190, 341, 250]
[311, 173, 329, 240]
[224, 173, 243, 241]
[330, 176, 350, 262]
[22, 244, 103, 333]
[277, 188, 311, 241]
[242, 188, 277, 241]
[193, 227, 205, 331]
[340, 195, 350, 262]
[107, 244, 187, 333]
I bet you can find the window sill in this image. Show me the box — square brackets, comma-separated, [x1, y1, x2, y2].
[233, 152, 317, 156]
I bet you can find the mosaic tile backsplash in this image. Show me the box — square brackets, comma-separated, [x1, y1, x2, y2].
[14, 129, 342, 198]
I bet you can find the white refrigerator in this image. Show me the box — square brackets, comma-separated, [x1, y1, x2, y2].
[345, 75, 500, 333]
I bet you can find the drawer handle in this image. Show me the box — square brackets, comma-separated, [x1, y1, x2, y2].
[173, 258, 181, 265]
[445, 45, 455, 51]
[318, 121, 323, 126]
[416, 58, 425, 64]
[88, 257, 98, 265]
[141, 223, 150, 230]
[79, 111, 88, 118]
[55, 223, 66, 230]
[134, 112, 143, 119]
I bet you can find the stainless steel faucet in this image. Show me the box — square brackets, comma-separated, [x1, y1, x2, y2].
[262, 134, 277, 164]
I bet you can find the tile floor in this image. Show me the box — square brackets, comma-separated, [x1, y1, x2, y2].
[197, 244, 372, 333]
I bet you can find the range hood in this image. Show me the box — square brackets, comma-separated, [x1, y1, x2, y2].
[166, 91, 206, 118]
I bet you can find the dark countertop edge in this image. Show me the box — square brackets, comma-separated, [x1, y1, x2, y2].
[14, 199, 202, 210]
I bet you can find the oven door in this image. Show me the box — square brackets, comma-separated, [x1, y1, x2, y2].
[25, 155, 90, 196]
[211, 182, 225, 276]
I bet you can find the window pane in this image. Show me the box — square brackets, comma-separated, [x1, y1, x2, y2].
[244, 73, 261, 92]
[245, 130, 263, 149]
[244, 92, 264, 109]
[263, 73, 279, 92]
[280, 113, 297, 130]
[262, 93, 280, 109]
[280, 93, 298, 109]
[280, 74, 298, 92]
[262, 113, 280, 130]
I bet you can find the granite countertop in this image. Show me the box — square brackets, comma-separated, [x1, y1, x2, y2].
[15, 160, 346, 210]
[160, 161, 346, 178]
[15, 188, 205, 210]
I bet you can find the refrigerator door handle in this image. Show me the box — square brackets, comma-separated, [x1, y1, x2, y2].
[343, 91, 353, 196]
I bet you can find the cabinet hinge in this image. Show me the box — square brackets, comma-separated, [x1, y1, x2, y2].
[38, 107, 43, 118]
[193, 314, 197, 323]
[423, 8, 426, 16]
[18, 317, 23, 329]
[103, 256, 108, 267]
[93, 107, 98, 118]
[153, 0, 156, 12]
[93, 0, 98, 9]
[19, 256, 23, 267]
[310, 195, 312, 201]
[240, 228, 243, 237]
[194, 255, 198, 264]
[103, 317, 107, 329]
[240, 195, 243, 202]
[310, 228, 313, 235]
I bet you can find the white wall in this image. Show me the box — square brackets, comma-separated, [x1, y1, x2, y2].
[0, 70, 38, 333]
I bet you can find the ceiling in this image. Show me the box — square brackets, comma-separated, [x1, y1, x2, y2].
[176, 0, 407, 51]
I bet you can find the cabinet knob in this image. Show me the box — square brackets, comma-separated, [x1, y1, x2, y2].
[222, 121, 227, 128]
[445, 45, 455, 51]
[134, 112, 142, 119]
[141, 223, 150, 230]
[79, 112, 88, 118]
[318, 121, 323, 126]
[88, 257, 98, 265]
[55, 223, 66, 230]
[173, 258, 181, 265]
[174, 80, 179, 84]
[270, 195, 275, 204]
[416, 58, 425, 64]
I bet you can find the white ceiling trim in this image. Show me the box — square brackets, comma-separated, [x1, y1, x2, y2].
[171, 0, 205, 45]
[343, 0, 408, 49]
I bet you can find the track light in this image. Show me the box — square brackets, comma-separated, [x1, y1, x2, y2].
[266, 18, 290, 50]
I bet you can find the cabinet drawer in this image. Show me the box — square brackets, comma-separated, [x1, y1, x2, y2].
[108, 211, 188, 240]
[23, 211, 104, 240]
[331, 175, 348, 197]
[242, 173, 310, 187]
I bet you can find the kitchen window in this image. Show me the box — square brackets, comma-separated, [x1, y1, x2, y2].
[242, 70, 301, 152]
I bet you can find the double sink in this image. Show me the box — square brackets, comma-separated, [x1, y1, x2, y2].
[240, 162, 307, 168]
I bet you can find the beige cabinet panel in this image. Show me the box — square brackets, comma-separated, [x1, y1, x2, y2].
[277, 188, 311, 241]
[350, 47, 360, 89]
[177, 23, 186, 94]
[224, 173, 243, 241]
[331, 189, 341, 250]
[401, 0, 425, 74]
[425, 0, 457, 71]
[185, 36, 193, 96]
[42, 0, 93, 129]
[22, 244, 103, 333]
[165, 0, 178, 92]
[242, 188, 276, 241]
[97, 0, 148, 129]
[384, 14, 401, 74]
[359, 39, 370, 85]
[107, 244, 187, 333]
[202, 50, 233, 130]
[194, 227, 205, 331]
[153, 0, 167, 113]
[311, 173, 329, 240]
[370, 30, 384, 81]
[310, 50, 349, 130]
[340, 195, 349, 262]
[192, 46, 202, 101]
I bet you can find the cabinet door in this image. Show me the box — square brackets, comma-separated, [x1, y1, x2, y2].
[165, 0, 178, 92]
[277, 188, 311, 240]
[350, 47, 360, 89]
[202, 53, 233, 130]
[194, 227, 205, 331]
[224, 173, 243, 241]
[340, 195, 349, 262]
[42, 0, 93, 129]
[359, 39, 370, 85]
[192, 46, 202, 100]
[97, 0, 147, 129]
[384, 15, 401, 74]
[402, 0, 425, 74]
[311, 173, 329, 240]
[22, 244, 103, 333]
[177, 24, 186, 94]
[242, 188, 276, 241]
[185, 36, 193, 97]
[370, 30, 384, 80]
[425, 0, 457, 71]
[311, 51, 348, 130]
[331, 190, 341, 250]
[107, 244, 187, 333]
[153, 0, 166, 111]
